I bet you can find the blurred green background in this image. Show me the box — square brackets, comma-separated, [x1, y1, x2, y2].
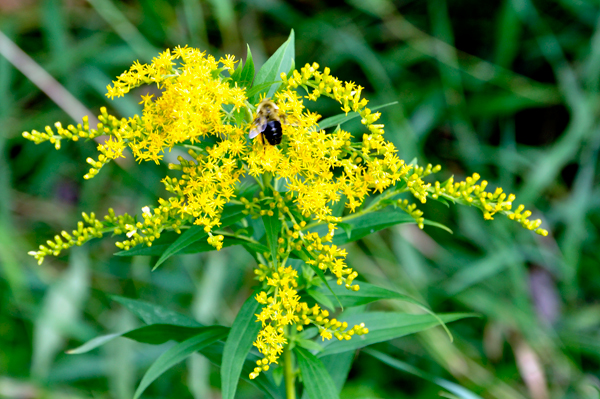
[1, 0, 599, 398]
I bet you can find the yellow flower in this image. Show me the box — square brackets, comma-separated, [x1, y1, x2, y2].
[22, 47, 547, 380]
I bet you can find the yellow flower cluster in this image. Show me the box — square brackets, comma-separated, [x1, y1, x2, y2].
[26, 205, 189, 265]
[247, 69, 410, 222]
[23, 50, 547, 264]
[240, 190, 369, 377]
[430, 173, 547, 234]
[22, 46, 548, 381]
[251, 264, 368, 379]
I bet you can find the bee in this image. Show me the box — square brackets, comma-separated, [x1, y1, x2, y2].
[249, 99, 286, 145]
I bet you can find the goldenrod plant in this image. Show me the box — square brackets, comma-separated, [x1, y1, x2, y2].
[23, 31, 547, 399]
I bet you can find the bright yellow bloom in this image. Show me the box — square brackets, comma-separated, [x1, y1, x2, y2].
[22, 47, 548, 380]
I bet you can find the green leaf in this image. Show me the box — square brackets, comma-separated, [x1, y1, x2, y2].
[66, 332, 122, 355]
[315, 281, 455, 341]
[317, 352, 354, 393]
[242, 241, 270, 254]
[296, 248, 342, 309]
[300, 352, 354, 398]
[114, 205, 246, 261]
[295, 347, 339, 399]
[246, 81, 279, 101]
[124, 324, 207, 345]
[199, 343, 285, 399]
[307, 288, 335, 310]
[229, 57, 243, 83]
[111, 295, 201, 327]
[239, 44, 255, 88]
[113, 236, 251, 258]
[295, 338, 324, 353]
[422, 219, 453, 234]
[151, 205, 245, 270]
[133, 327, 229, 399]
[318, 101, 399, 130]
[331, 212, 414, 245]
[314, 210, 452, 246]
[364, 349, 484, 399]
[319, 312, 474, 356]
[251, 29, 295, 102]
[67, 324, 207, 354]
[221, 295, 263, 399]
[315, 281, 423, 308]
[262, 214, 281, 266]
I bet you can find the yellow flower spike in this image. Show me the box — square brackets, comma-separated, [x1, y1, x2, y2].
[23, 45, 549, 381]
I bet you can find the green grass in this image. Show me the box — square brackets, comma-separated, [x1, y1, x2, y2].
[2, 0, 600, 398]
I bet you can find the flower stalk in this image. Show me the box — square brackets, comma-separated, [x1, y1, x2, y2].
[283, 340, 296, 399]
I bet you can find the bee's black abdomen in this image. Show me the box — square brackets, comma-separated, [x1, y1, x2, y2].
[262, 120, 283, 145]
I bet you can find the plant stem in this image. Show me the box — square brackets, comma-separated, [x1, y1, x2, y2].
[283, 342, 296, 399]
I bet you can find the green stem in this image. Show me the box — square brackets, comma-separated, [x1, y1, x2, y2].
[283, 342, 296, 399]
[212, 230, 262, 246]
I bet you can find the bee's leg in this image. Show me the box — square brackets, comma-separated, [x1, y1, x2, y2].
[282, 113, 298, 127]
[261, 134, 268, 154]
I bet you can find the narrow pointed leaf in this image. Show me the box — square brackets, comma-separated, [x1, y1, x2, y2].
[296, 248, 342, 309]
[221, 295, 263, 399]
[315, 281, 454, 340]
[319, 312, 474, 356]
[230, 58, 243, 83]
[111, 295, 201, 327]
[311, 210, 452, 246]
[295, 338, 324, 353]
[262, 214, 281, 266]
[133, 327, 229, 399]
[251, 29, 294, 102]
[114, 236, 252, 257]
[295, 347, 339, 399]
[124, 324, 207, 345]
[318, 101, 398, 130]
[319, 352, 354, 392]
[239, 45, 255, 88]
[301, 352, 354, 399]
[67, 332, 122, 354]
[67, 324, 207, 354]
[246, 81, 278, 100]
[114, 205, 245, 260]
[307, 288, 335, 310]
[200, 343, 285, 399]
[315, 281, 425, 308]
[151, 205, 245, 269]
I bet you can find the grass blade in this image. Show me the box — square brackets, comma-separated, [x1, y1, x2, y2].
[365, 349, 484, 399]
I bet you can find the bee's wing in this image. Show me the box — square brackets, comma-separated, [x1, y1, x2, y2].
[249, 118, 267, 139]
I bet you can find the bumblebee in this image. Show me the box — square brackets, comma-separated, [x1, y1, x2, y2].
[249, 99, 285, 145]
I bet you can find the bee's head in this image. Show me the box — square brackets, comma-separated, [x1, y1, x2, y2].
[257, 99, 278, 115]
